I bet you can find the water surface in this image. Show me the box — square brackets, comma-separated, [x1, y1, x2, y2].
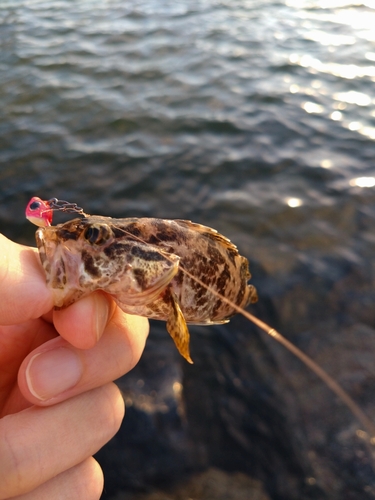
[1, 0, 375, 497]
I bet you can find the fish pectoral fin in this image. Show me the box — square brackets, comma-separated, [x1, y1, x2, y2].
[166, 290, 193, 364]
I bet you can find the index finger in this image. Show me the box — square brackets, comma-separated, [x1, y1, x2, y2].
[0, 234, 53, 325]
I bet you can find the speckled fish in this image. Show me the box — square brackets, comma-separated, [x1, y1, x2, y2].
[35, 216, 258, 363]
[31, 209, 375, 446]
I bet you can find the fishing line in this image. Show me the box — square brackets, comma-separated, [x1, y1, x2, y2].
[113, 220, 375, 454]
[29, 199, 375, 460]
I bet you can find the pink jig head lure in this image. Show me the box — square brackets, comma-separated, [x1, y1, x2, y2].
[25, 197, 88, 227]
[25, 197, 53, 227]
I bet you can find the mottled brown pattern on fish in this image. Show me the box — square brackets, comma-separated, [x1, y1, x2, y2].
[35, 216, 258, 362]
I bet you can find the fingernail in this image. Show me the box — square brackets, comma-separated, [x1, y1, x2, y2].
[26, 348, 83, 401]
[94, 293, 110, 341]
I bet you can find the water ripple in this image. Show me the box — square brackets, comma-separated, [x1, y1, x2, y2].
[1, 0, 375, 249]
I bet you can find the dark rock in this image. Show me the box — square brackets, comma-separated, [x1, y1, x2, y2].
[98, 255, 375, 500]
[110, 467, 270, 500]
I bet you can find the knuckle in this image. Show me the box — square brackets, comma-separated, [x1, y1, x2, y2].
[98, 383, 125, 438]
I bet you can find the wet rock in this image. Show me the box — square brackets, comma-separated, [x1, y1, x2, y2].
[110, 468, 270, 500]
[98, 254, 375, 500]
[97, 328, 191, 496]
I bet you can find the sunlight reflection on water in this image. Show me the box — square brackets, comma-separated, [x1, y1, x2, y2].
[2, 3, 375, 496]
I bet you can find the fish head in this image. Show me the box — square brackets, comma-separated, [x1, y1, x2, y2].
[35, 216, 180, 309]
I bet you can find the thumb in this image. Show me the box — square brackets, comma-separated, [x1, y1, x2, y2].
[0, 234, 53, 325]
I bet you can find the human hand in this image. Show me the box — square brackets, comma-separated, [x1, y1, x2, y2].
[0, 234, 149, 499]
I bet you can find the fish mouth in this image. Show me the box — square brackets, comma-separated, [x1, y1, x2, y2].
[35, 227, 84, 308]
[35, 227, 54, 279]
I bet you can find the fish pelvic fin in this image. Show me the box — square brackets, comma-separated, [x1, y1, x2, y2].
[166, 289, 193, 364]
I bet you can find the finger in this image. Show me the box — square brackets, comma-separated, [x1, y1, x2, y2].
[11, 458, 103, 500]
[0, 235, 53, 325]
[0, 383, 123, 500]
[52, 292, 116, 349]
[0, 320, 58, 417]
[18, 310, 149, 405]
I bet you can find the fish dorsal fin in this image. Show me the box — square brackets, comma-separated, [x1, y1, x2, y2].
[175, 219, 236, 250]
[165, 288, 193, 364]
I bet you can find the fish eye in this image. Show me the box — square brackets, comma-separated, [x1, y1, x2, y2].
[84, 224, 111, 245]
[29, 201, 41, 211]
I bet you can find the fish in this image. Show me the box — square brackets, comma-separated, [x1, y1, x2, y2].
[35, 215, 258, 363]
[30, 201, 375, 448]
